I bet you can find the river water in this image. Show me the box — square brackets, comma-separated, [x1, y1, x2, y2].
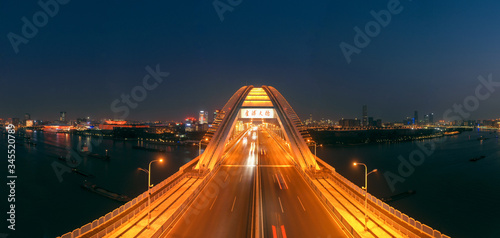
[317, 129, 500, 238]
[1, 130, 499, 237]
[0, 131, 198, 238]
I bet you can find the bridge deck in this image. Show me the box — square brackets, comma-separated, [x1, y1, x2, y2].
[104, 177, 202, 238]
[313, 177, 400, 238]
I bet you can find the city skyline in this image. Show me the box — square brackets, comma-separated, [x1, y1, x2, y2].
[2, 1, 500, 122]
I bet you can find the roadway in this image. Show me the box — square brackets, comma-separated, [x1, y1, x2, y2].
[258, 129, 347, 238]
[164, 128, 347, 238]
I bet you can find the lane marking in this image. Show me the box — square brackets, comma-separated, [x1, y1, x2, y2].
[221, 165, 256, 167]
[280, 173, 289, 189]
[231, 196, 237, 212]
[224, 174, 229, 182]
[278, 197, 284, 213]
[239, 174, 242, 182]
[209, 195, 218, 210]
[272, 225, 277, 238]
[297, 196, 306, 211]
[275, 174, 282, 190]
[281, 225, 287, 238]
[259, 165, 293, 168]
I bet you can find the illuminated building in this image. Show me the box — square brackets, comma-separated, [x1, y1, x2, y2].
[98, 120, 148, 130]
[185, 117, 196, 132]
[199, 111, 208, 124]
[43, 123, 73, 132]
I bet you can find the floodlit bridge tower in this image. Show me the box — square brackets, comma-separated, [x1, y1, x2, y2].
[195, 85, 320, 172]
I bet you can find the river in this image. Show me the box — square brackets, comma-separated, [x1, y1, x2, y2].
[1, 129, 499, 237]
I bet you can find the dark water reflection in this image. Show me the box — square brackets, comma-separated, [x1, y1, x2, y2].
[0, 131, 198, 238]
[317, 130, 500, 238]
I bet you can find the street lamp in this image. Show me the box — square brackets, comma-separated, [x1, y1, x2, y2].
[138, 158, 163, 229]
[199, 138, 208, 156]
[307, 139, 317, 158]
[353, 162, 377, 232]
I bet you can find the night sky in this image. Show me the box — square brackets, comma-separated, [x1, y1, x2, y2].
[2, 0, 500, 122]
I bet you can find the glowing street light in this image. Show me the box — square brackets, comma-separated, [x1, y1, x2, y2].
[138, 158, 163, 229]
[199, 138, 208, 156]
[353, 162, 377, 231]
[307, 139, 317, 158]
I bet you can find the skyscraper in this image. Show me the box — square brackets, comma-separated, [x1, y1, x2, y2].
[414, 111, 418, 125]
[60, 111, 66, 122]
[362, 105, 367, 127]
[199, 111, 208, 124]
[429, 113, 434, 124]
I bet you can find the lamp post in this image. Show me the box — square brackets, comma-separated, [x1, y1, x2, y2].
[199, 138, 208, 156]
[353, 162, 377, 231]
[307, 139, 317, 158]
[138, 158, 163, 229]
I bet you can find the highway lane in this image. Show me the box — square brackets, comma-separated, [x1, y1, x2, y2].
[258, 129, 347, 238]
[165, 130, 258, 238]
[165, 128, 347, 238]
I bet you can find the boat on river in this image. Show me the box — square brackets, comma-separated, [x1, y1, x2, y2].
[81, 181, 130, 202]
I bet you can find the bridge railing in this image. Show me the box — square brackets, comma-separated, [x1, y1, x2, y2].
[149, 164, 222, 237]
[58, 161, 198, 238]
[293, 162, 363, 238]
[314, 157, 450, 238]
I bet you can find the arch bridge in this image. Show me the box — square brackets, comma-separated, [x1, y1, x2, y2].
[195, 85, 319, 171]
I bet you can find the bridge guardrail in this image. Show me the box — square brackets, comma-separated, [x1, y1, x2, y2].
[316, 158, 451, 238]
[153, 149, 233, 237]
[293, 163, 363, 238]
[151, 168, 217, 238]
[58, 163, 196, 238]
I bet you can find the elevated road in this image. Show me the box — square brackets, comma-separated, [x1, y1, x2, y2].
[164, 129, 347, 238]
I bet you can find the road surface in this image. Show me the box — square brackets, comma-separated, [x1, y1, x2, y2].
[164, 128, 347, 238]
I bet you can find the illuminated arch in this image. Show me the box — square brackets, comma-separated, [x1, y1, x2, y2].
[195, 85, 319, 171]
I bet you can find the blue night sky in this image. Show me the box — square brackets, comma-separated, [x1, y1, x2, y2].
[1, 0, 500, 122]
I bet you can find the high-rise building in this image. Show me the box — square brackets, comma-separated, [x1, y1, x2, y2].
[199, 111, 208, 124]
[60, 111, 66, 122]
[424, 114, 429, 124]
[185, 117, 195, 132]
[429, 113, 434, 124]
[414, 111, 418, 125]
[309, 113, 312, 122]
[25, 113, 31, 121]
[339, 118, 361, 128]
[362, 105, 367, 127]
